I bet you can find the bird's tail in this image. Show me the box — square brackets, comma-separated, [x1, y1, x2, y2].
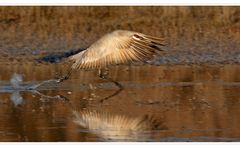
[68, 50, 86, 70]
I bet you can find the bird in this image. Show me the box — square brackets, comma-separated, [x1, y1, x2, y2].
[58, 30, 167, 82]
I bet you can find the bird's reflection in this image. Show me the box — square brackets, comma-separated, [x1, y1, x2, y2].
[72, 109, 165, 141]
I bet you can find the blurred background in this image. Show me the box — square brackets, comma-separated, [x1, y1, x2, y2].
[0, 6, 239, 61]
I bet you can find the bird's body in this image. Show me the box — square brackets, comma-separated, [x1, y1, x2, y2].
[58, 30, 166, 98]
[69, 30, 166, 70]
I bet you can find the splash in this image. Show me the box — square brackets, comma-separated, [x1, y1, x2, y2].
[10, 73, 23, 89]
[9, 73, 25, 106]
[9, 73, 60, 90]
[7, 73, 66, 103]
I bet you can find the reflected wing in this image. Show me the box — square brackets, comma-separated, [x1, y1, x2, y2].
[72, 110, 148, 131]
[70, 30, 166, 69]
[72, 109, 164, 141]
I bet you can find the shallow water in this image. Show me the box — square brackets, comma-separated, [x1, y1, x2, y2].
[0, 62, 240, 142]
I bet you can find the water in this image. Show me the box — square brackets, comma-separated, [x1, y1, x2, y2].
[0, 62, 240, 142]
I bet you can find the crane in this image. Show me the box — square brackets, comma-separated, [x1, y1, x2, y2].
[57, 30, 166, 102]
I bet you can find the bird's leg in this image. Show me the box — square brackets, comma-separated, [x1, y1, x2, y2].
[98, 68, 123, 103]
[98, 68, 123, 89]
[56, 67, 73, 83]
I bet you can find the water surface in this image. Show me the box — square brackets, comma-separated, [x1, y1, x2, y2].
[0, 62, 240, 142]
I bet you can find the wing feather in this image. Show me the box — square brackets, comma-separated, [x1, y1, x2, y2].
[70, 30, 166, 69]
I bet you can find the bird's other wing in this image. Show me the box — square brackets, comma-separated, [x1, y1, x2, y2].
[70, 30, 166, 69]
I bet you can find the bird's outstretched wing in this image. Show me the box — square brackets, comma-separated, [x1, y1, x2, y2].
[70, 30, 166, 69]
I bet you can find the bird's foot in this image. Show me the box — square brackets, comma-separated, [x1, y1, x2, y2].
[55, 76, 68, 83]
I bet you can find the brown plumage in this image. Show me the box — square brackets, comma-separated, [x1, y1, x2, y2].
[70, 30, 166, 70]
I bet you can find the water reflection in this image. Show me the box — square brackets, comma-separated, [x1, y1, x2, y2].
[10, 92, 24, 106]
[3, 72, 165, 141]
[72, 109, 165, 141]
[0, 63, 240, 141]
